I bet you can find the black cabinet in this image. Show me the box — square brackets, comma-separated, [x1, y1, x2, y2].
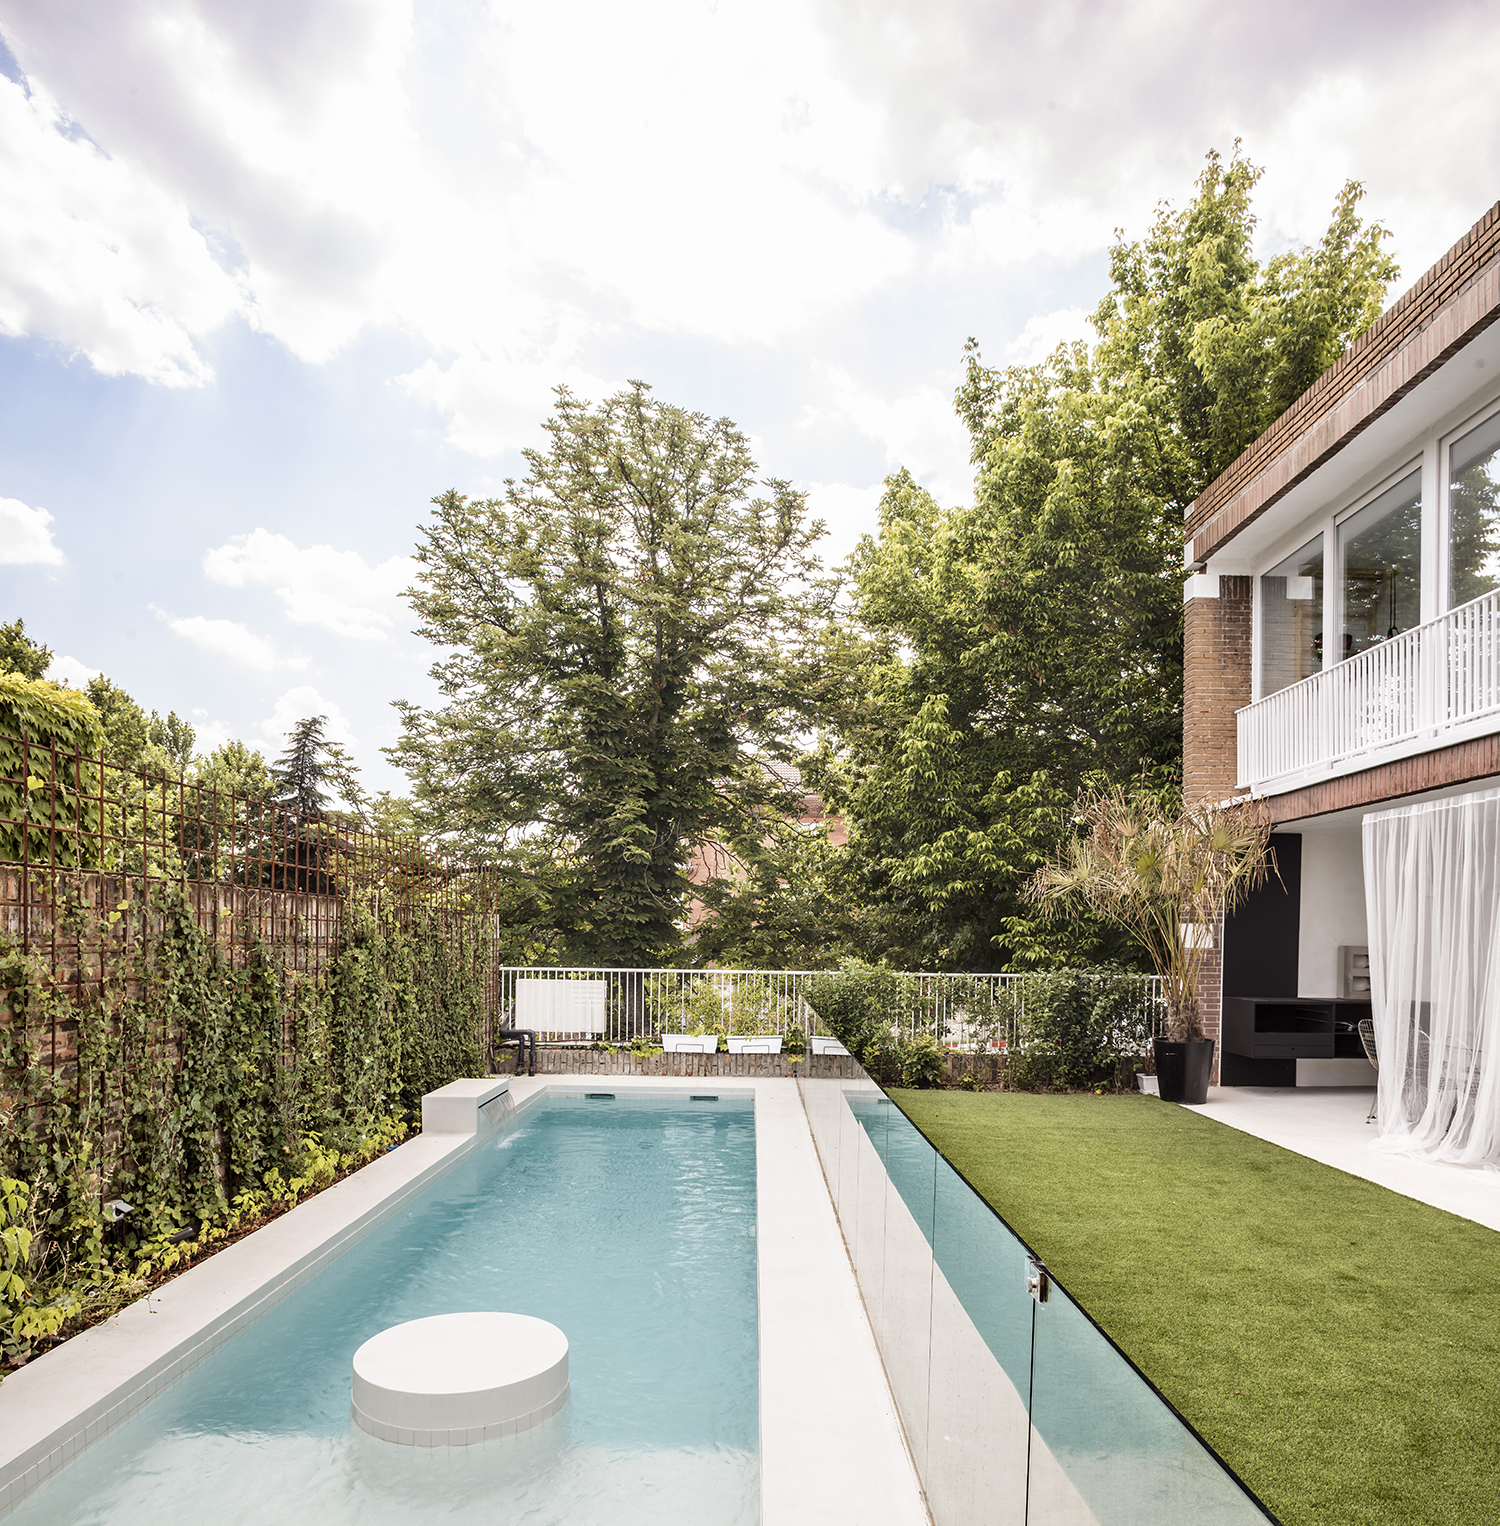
[1223, 998, 1372, 1062]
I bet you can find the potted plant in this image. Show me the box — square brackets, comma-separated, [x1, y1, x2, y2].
[1025, 787, 1274, 1105]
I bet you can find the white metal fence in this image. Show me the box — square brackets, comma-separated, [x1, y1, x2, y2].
[495, 965, 1165, 1051]
[1238, 586, 1500, 791]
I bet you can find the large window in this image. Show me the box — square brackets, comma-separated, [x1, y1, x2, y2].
[1449, 411, 1500, 608]
[1259, 534, 1323, 695]
[1338, 471, 1422, 660]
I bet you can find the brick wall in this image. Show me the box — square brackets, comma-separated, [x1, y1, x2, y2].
[1183, 576, 1253, 803]
[1197, 930, 1224, 1084]
[1266, 733, 1500, 823]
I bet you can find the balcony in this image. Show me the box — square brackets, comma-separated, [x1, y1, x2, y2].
[1237, 588, 1500, 794]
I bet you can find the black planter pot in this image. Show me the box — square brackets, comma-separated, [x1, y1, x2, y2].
[1153, 1038, 1215, 1105]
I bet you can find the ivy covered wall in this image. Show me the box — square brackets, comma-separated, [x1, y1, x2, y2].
[0, 877, 492, 1348]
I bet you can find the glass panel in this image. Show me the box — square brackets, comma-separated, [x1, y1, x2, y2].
[1259, 533, 1324, 695]
[832, 1090, 1274, 1525]
[853, 1096, 937, 1479]
[1029, 1279, 1267, 1525]
[1339, 471, 1422, 659]
[925, 1153, 1032, 1524]
[1450, 411, 1500, 608]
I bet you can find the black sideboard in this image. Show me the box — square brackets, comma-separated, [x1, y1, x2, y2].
[1222, 997, 1372, 1064]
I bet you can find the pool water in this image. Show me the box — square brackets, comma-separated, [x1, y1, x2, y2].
[12, 1095, 759, 1526]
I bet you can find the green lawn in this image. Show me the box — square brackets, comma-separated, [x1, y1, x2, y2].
[890, 1089, 1500, 1526]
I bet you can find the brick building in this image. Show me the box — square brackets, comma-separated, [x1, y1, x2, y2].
[1183, 201, 1500, 1087]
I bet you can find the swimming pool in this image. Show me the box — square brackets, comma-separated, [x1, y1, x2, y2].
[8, 1094, 760, 1526]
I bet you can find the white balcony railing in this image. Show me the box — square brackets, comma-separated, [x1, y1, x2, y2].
[1237, 588, 1500, 792]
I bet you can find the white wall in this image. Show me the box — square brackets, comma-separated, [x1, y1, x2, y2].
[1296, 825, 1368, 997]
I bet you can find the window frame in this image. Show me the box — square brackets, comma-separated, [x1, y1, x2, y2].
[1438, 396, 1500, 616]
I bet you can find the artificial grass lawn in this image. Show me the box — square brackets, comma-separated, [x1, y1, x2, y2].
[890, 1089, 1500, 1526]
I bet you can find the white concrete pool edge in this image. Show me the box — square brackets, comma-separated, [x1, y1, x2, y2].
[0, 1074, 928, 1526]
[0, 1077, 513, 1521]
[504, 1074, 932, 1526]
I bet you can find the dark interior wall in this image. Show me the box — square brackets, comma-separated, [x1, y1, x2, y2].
[1221, 834, 1302, 1086]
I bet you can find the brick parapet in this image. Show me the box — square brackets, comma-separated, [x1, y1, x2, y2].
[1183, 577, 1253, 803]
[1186, 201, 1500, 550]
[1264, 732, 1500, 823]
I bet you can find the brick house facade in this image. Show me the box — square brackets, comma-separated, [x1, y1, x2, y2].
[1182, 200, 1500, 1085]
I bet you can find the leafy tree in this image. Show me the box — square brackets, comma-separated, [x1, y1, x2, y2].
[0, 619, 52, 681]
[191, 740, 275, 803]
[84, 676, 195, 774]
[391, 382, 841, 965]
[689, 819, 854, 970]
[825, 148, 1397, 971]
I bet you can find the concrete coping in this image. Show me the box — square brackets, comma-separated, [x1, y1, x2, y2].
[420, 1076, 511, 1134]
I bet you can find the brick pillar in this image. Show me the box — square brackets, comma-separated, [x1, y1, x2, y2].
[1183, 575, 1252, 1083]
[1183, 575, 1252, 804]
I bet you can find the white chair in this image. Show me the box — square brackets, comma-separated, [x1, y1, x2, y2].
[661, 1034, 718, 1054]
[725, 1035, 782, 1054]
[808, 1035, 851, 1056]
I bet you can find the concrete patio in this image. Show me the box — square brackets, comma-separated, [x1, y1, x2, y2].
[1183, 1085, 1500, 1234]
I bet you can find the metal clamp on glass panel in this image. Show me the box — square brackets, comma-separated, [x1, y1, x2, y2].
[1026, 1256, 1049, 1304]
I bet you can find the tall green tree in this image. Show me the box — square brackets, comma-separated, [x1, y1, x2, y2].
[271, 715, 334, 818]
[391, 382, 841, 965]
[824, 148, 1397, 971]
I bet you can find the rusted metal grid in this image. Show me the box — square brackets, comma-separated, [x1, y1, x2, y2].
[0, 730, 503, 1084]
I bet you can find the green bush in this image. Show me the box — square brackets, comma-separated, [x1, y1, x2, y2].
[1008, 969, 1155, 1092]
[0, 675, 104, 868]
[898, 1032, 946, 1089]
[804, 965, 897, 1063]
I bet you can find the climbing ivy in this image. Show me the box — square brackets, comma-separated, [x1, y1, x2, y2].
[0, 880, 490, 1363]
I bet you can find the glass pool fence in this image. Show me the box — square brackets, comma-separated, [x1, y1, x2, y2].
[797, 1072, 1275, 1526]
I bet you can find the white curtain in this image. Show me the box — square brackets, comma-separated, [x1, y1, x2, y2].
[1364, 786, 1500, 1167]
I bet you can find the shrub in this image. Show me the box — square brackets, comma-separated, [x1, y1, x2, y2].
[0, 675, 104, 868]
[1008, 969, 1155, 1091]
[804, 965, 897, 1064]
[898, 1033, 946, 1089]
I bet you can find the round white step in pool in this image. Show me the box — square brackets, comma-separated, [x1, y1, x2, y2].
[351, 1312, 569, 1446]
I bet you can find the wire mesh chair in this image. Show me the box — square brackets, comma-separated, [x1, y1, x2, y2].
[1358, 1017, 1378, 1124]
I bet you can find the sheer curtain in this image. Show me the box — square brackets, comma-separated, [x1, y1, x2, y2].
[1364, 787, 1500, 1167]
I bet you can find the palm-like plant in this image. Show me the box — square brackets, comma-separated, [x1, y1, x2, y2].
[1026, 788, 1275, 1042]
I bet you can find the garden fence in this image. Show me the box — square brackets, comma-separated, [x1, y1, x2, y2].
[496, 965, 1167, 1050]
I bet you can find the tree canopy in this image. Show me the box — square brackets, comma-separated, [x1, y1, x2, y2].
[816, 148, 1397, 971]
[390, 382, 842, 965]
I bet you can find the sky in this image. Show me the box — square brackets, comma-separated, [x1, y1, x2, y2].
[2, 0, 1498, 794]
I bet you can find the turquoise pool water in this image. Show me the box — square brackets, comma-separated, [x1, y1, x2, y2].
[12, 1095, 759, 1526]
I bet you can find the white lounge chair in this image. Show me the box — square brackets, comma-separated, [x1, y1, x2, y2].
[808, 1035, 851, 1056]
[660, 1034, 718, 1054]
[725, 1035, 782, 1054]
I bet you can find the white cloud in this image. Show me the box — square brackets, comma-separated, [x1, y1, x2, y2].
[151, 605, 296, 671]
[187, 710, 237, 757]
[45, 654, 100, 687]
[0, 495, 65, 564]
[805, 482, 884, 563]
[202, 529, 414, 641]
[808, 367, 972, 506]
[0, 74, 241, 386]
[0, 0, 1498, 468]
[261, 686, 355, 751]
[1002, 307, 1093, 365]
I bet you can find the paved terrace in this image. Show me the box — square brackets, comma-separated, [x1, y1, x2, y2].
[1183, 1086, 1500, 1234]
